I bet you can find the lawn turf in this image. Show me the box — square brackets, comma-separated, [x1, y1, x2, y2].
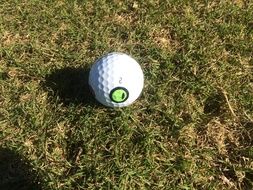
[0, 0, 253, 189]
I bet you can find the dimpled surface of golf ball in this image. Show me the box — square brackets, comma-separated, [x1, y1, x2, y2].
[89, 52, 144, 107]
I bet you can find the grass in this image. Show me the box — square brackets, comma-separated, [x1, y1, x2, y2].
[0, 0, 253, 189]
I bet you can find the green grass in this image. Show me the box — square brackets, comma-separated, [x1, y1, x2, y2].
[0, 0, 253, 189]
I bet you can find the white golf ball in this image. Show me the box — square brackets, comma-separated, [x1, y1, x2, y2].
[89, 52, 144, 108]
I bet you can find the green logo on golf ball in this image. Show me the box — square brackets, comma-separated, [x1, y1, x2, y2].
[110, 87, 129, 103]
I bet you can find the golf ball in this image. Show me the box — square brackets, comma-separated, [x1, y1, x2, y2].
[89, 52, 144, 107]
